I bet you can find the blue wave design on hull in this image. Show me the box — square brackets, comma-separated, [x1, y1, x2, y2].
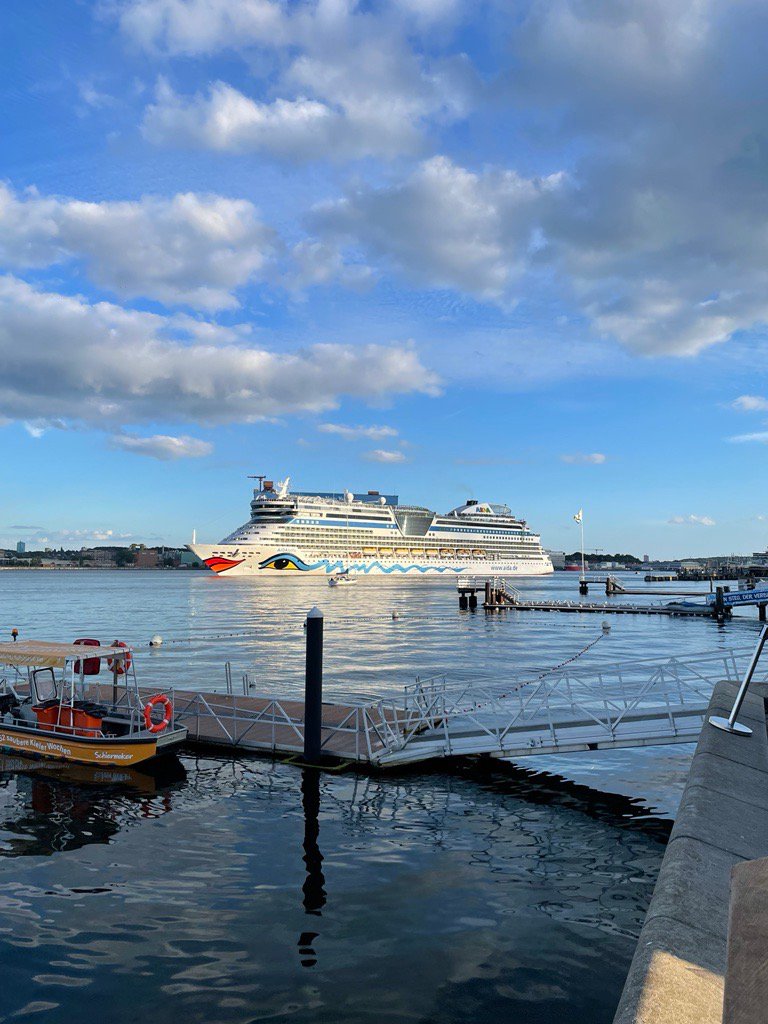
[258, 553, 463, 574]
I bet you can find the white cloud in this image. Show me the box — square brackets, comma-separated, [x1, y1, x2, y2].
[276, 2, 768, 356]
[288, 239, 372, 291]
[142, 80, 344, 160]
[729, 432, 768, 444]
[365, 448, 407, 463]
[510, 1, 768, 355]
[311, 156, 562, 297]
[128, 0, 475, 161]
[78, 80, 116, 110]
[142, 59, 471, 161]
[109, 432, 214, 460]
[117, 0, 291, 55]
[560, 452, 606, 465]
[318, 423, 398, 441]
[0, 184, 276, 310]
[118, 0, 462, 54]
[732, 395, 768, 412]
[668, 514, 716, 527]
[0, 276, 439, 428]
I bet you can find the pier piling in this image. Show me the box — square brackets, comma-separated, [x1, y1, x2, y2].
[303, 607, 324, 763]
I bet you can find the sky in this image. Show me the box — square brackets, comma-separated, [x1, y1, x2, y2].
[2, 0, 768, 558]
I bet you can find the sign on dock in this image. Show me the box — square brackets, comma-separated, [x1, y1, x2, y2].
[706, 588, 768, 607]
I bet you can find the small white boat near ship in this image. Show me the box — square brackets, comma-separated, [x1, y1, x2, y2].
[328, 570, 356, 587]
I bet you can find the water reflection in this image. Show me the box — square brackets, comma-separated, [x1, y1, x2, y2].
[300, 768, 326, 916]
[0, 754, 186, 856]
[298, 767, 326, 968]
[0, 751, 669, 1023]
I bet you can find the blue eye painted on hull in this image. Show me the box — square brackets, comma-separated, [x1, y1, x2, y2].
[258, 553, 315, 571]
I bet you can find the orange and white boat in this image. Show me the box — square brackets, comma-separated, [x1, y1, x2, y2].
[0, 640, 187, 767]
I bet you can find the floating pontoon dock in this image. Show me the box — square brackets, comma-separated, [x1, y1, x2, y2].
[112, 646, 743, 769]
[457, 576, 768, 621]
[457, 577, 719, 617]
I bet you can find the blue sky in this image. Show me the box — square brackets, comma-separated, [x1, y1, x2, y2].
[3, 0, 768, 558]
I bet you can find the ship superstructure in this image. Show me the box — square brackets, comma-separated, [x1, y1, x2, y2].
[189, 477, 554, 577]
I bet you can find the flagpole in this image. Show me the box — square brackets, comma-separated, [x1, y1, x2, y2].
[580, 515, 585, 580]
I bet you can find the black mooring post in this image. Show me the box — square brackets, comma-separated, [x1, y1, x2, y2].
[304, 607, 323, 763]
[715, 586, 725, 622]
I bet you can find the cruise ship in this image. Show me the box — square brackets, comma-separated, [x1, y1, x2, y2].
[188, 477, 553, 578]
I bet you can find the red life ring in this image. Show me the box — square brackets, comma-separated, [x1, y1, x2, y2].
[143, 693, 172, 733]
[106, 640, 132, 675]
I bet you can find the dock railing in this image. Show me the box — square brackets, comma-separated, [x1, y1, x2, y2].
[386, 647, 745, 759]
[173, 688, 408, 762]
[171, 645, 758, 765]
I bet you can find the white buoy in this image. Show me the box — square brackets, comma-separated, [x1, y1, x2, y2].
[602, 620, 611, 633]
[150, 634, 163, 647]
[392, 610, 400, 620]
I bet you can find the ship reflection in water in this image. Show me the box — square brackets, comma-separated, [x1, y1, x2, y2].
[0, 753, 667, 1024]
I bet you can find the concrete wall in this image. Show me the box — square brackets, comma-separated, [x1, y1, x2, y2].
[614, 678, 768, 1024]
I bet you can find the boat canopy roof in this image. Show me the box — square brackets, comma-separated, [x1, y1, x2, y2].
[0, 640, 133, 668]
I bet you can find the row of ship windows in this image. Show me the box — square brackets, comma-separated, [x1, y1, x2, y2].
[250, 527, 533, 540]
[270, 536, 540, 544]
[237, 532, 538, 546]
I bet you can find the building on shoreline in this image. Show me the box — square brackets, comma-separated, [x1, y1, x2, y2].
[0, 546, 203, 569]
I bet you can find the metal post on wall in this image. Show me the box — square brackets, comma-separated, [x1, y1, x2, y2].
[303, 607, 324, 763]
[709, 623, 768, 736]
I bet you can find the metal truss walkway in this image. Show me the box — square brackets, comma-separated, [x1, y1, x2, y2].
[371, 648, 742, 766]
[176, 648, 745, 768]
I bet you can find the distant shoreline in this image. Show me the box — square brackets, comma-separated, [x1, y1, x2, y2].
[0, 566, 201, 571]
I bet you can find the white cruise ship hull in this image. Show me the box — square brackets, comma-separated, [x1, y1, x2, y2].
[189, 543, 553, 578]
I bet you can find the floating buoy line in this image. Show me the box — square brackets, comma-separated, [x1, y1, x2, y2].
[137, 612, 612, 649]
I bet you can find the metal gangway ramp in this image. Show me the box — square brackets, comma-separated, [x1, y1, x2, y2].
[369, 648, 744, 767]
[173, 648, 748, 768]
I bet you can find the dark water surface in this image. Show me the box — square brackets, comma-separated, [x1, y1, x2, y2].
[0, 569, 758, 1022]
[0, 753, 667, 1024]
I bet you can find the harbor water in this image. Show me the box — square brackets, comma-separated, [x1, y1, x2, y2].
[0, 569, 760, 1022]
